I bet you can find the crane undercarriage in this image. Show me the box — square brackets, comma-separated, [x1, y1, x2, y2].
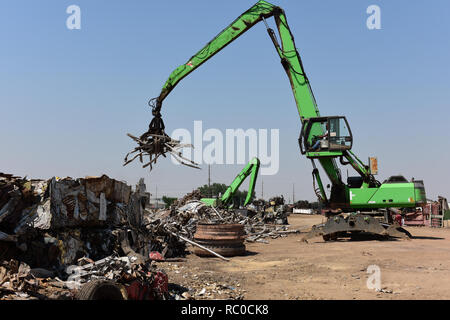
[301, 212, 412, 242]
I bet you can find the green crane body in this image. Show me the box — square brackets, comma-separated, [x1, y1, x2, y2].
[148, 1, 426, 238]
[200, 157, 260, 208]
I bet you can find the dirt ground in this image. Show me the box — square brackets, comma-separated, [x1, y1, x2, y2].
[160, 214, 450, 300]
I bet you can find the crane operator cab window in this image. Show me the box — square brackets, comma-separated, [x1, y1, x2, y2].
[299, 116, 353, 154]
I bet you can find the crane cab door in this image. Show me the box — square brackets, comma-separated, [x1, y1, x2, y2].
[299, 116, 353, 156]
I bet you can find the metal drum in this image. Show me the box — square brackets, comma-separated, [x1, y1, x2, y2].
[193, 223, 246, 257]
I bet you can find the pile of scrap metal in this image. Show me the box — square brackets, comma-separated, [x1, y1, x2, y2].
[382, 196, 449, 228]
[0, 173, 169, 300]
[257, 195, 289, 225]
[247, 197, 289, 225]
[66, 255, 168, 300]
[172, 189, 203, 207]
[0, 258, 70, 300]
[0, 255, 168, 300]
[0, 173, 149, 265]
[401, 196, 449, 227]
[144, 191, 298, 250]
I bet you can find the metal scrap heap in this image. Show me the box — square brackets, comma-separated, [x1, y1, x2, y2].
[0, 174, 297, 300]
[0, 173, 168, 300]
[144, 192, 296, 250]
[0, 173, 149, 265]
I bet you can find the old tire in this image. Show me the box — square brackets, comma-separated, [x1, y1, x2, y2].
[75, 280, 127, 300]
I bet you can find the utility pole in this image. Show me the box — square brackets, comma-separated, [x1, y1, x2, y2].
[292, 183, 295, 204]
[261, 179, 264, 199]
[155, 185, 158, 209]
[208, 164, 211, 197]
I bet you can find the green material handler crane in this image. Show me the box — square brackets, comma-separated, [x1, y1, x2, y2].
[140, 1, 426, 240]
[200, 157, 260, 208]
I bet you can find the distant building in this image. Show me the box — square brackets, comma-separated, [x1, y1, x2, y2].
[148, 199, 165, 210]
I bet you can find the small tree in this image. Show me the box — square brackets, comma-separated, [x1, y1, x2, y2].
[199, 183, 227, 198]
[162, 196, 177, 209]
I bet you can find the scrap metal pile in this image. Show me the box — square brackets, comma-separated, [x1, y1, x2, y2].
[144, 190, 297, 250]
[0, 173, 297, 300]
[0, 256, 168, 300]
[0, 173, 168, 300]
[0, 258, 71, 300]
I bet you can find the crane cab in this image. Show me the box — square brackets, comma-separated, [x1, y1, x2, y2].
[299, 116, 353, 158]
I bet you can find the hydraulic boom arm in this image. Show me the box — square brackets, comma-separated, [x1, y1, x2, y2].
[221, 157, 260, 207]
[149, 0, 343, 202]
[201, 157, 260, 208]
[153, 0, 319, 121]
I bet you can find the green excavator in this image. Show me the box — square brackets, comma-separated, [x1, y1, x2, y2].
[200, 157, 260, 208]
[134, 0, 426, 240]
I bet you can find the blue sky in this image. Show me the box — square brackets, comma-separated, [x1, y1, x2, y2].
[1, 0, 449, 202]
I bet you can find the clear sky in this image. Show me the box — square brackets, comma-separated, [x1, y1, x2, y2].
[1, 0, 449, 202]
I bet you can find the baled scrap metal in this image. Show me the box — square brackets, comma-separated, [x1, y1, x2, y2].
[48, 175, 133, 229]
[0, 173, 150, 267]
[5, 174, 133, 232]
[1, 173, 139, 233]
[0, 190, 21, 224]
[14, 199, 51, 234]
[0, 173, 42, 233]
[0, 174, 177, 300]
